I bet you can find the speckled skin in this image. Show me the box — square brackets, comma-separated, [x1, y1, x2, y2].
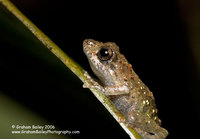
[83, 39, 168, 139]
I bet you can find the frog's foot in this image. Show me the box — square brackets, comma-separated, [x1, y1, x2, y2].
[83, 71, 104, 92]
[151, 128, 168, 139]
[83, 83, 104, 91]
[135, 127, 168, 139]
[118, 116, 126, 123]
[83, 71, 99, 86]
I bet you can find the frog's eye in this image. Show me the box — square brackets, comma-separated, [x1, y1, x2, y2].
[97, 48, 113, 61]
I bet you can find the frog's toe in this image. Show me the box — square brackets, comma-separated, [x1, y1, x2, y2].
[83, 71, 92, 80]
[148, 128, 168, 139]
[83, 83, 89, 88]
[155, 128, 168, 139]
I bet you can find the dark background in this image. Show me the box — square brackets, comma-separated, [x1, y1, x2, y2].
[0, 0, 199, 138]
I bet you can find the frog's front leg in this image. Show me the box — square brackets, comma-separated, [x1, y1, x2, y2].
[83, 71, 129, 95]
[103, 85, 129, 95]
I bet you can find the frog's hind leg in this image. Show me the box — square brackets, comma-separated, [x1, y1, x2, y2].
[148, 127, 168, 139]
[134, 127, 168, 139]
[127, 111, 168, 139]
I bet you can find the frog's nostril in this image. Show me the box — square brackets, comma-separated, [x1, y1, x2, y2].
[83, 39, 89, 47]
[83, 39, 96, 47]
[83, 40, 87, 46]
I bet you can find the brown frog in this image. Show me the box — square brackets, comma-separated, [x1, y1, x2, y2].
[83, 39, 168, 139]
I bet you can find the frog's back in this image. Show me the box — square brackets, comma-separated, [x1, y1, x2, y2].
[110, 54, 168, 139]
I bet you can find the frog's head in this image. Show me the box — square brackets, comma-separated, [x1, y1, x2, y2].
[83, 39, 120, 85]
[83, 39, 119, 60]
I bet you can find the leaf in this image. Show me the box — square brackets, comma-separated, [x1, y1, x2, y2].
[0, 0, 142, 138]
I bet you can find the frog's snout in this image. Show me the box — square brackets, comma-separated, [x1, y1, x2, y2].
[83, 39, 96, 48]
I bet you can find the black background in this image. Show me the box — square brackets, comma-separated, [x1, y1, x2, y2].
[0, 0, 199, 138]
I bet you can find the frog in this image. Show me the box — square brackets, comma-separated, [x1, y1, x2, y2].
[83, 39, 168, 139]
